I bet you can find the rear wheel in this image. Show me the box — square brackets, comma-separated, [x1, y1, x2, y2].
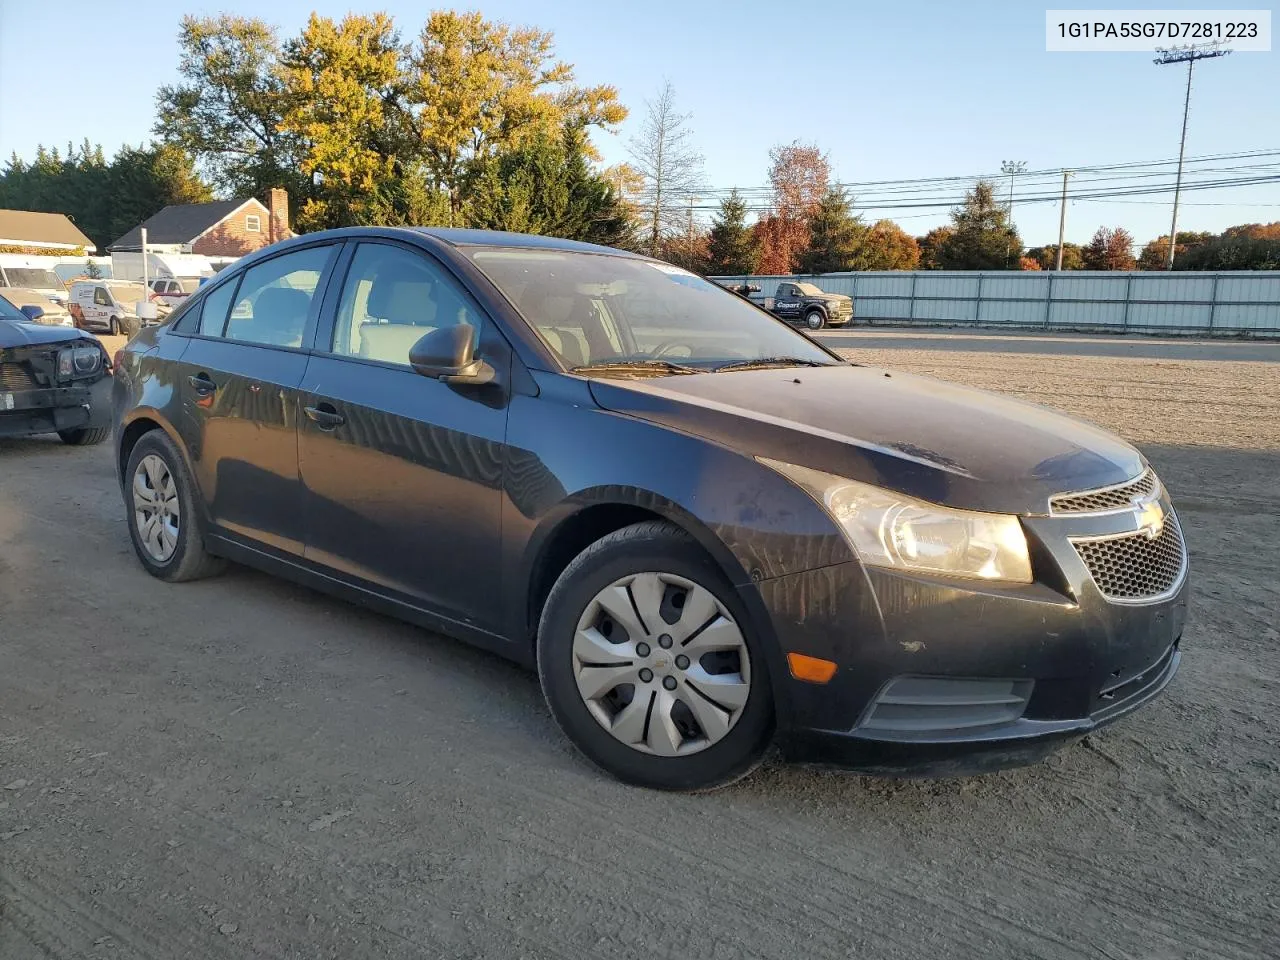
[108, 315, 120, 336]
[124, 430, 224, 582]
[537, 521, 773, 791]
[805, 309, 826, 330]
[58, 427, 110, 446]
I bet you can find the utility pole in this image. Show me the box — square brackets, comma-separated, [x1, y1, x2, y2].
[1055, 170, 1072, 270]
[1000, 160, 1026, 267]
[1154, 44, 1230, 269]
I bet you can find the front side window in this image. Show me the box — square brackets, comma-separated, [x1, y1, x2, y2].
[225, 246, 331, 348]
[197, 279, 239, 336]
[331, 243, 478, 366]
[467, 249, 835, 372]
[93, 288, 110, 306]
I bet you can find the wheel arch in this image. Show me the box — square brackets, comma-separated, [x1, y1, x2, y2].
[519, 487, 755, 649]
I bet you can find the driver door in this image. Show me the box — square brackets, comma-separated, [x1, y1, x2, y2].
[298, 240, 511, 630]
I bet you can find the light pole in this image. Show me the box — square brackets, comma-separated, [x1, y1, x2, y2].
[1000, 160, 1026, 267]
[1154, 44, 1230, 269]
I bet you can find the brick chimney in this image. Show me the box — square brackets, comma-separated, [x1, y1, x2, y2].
[267, 188, 290, 243]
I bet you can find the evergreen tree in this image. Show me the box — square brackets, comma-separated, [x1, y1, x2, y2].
[938, 181, 1022, 269]
[797, 187, 863, 274]
[705, 189, 759, 275]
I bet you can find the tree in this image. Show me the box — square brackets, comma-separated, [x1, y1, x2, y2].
[937, 181, 1022, 269]
[1082, 227, 1137, 270]
[1026, 242, 1085, 270]
[466, 126, 635, 247]
[85, 259, 103, 279]
[413, 10, 626, 223]
[853, 220, 920, 270]
[280, 13, 407, 230]
[1137, 230, 1217, 269]
[1175, 226, 1280, 270]
[1018, 256, 1042, 271]
[627, 81, 704, 257]
[705, 189, 759, 275]
[756, 142, 829, 274]
[0, 142, 210, 252]
[156, 15, 311, 203]
[798, 187, 863, 274]
[917, 226, 954, 270]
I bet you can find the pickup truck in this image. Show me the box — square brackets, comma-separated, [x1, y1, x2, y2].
[752, 281, 853, 330]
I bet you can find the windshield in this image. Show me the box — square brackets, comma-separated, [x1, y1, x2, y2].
[3, 268, 63, 290]
[0, 295, 27, 322]
[468, 249, 836, 372]
[107, 281, 146, 303]
[794, 282, 825, 296]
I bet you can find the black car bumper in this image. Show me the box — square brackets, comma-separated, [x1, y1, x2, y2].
[0, 378, 112, 438]
[742, 534, 1188, 777]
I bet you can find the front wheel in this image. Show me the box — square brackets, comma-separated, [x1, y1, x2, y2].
[537, 521, 773, 791]
[108, 316, 120, 336]
[805, 310, 826, 330]
[58, 426, 110, 446]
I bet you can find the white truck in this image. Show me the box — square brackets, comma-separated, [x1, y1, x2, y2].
[109, 251, 215, 284]
[0, 254, 70, 306]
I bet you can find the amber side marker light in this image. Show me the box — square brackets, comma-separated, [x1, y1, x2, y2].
[787, 652, 838, 684]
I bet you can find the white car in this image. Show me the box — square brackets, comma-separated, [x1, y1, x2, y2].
[68, 280, 150, 335]
[0, 288, 73, 326]
[148, 277, 201, 311]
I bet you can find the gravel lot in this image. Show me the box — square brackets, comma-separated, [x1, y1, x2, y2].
[2, 337, 1278, 959]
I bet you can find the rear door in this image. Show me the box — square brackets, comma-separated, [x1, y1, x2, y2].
[773, 283, 801, 319]
[172, 242, 339, 557]
[297, 239, 510, 629]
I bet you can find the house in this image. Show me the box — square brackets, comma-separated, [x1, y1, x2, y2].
[109, 188, 292, 257]
[0, 209, 94, 253]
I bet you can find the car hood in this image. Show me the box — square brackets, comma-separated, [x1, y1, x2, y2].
[587, 364, 1144, 515]
[0, 318, 94, 349]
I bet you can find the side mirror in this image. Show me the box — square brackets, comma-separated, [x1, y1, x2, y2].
[19, 304, 45, 321]
[409, 325, 495, 385]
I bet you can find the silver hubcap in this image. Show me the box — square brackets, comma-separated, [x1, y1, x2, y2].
[132, 454, 180, 563]
[572, 572, 751, 756]
[807, 314, 821, 328]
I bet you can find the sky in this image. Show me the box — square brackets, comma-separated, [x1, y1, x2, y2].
[0, 0, 1276, 247]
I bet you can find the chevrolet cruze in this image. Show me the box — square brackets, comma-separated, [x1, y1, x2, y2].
[112, 228, 1188, 790]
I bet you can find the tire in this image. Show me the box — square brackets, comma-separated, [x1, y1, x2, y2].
[537, 520, 773, 791]
[58, 426, 110, 446]
[108, 316, 120, 336]
[123, 429, 225, 582]
[805, 310, 826, 330]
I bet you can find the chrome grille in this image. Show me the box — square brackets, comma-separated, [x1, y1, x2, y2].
[0, 362, 37, 391]
[1073, 514, 1187, 602]
[1051, 470, 1158, 515]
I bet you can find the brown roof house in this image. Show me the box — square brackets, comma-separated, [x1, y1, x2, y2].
[110, 189, 292, 256]
[0, 209, 95, 252]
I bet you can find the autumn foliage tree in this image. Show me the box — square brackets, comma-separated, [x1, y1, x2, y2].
[917, 227, 954, 270]
[1082, 227, 1137, 270]
[854, 220, 920, 270]
[755, 141, 829, 274]
[1137, 231, 1215, 269]
[1026, 243, 1085, 270]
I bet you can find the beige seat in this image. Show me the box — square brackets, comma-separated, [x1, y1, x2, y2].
[356, 279, 438, 364]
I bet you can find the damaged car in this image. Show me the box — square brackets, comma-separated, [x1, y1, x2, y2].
[1, 294, 112, 445]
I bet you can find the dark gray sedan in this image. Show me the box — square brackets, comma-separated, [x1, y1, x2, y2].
[111, 228, 1187, 790]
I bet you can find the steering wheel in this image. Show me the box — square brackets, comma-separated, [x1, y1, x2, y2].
[649, 339, 696, 359]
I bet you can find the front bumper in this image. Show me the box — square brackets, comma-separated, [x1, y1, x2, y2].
[741, 506, 1189, 776]
[0, 377, 112, 438]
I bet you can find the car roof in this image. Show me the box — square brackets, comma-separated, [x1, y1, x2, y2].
[410, 228, 645, 258]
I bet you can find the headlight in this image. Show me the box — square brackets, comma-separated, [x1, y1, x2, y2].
[760, 458, 1033, 583]
[57, 345, 103, 379]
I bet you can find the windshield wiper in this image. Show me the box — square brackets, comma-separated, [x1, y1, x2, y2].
[571, 359, 703, 377]
[713, 356, 834, 372]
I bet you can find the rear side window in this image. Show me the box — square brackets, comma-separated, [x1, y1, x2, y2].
[224, 246, 332, 348]
[197, 280, 238, 336]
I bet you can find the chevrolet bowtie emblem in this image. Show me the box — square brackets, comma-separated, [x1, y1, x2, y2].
[1135, 497, 1166, 539]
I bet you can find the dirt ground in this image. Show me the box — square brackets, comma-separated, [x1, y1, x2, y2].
[2, 339, 1278, 959]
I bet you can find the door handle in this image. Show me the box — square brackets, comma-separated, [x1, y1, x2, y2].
[305, 404, 345, 430]
[187, 373, 217, 394]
